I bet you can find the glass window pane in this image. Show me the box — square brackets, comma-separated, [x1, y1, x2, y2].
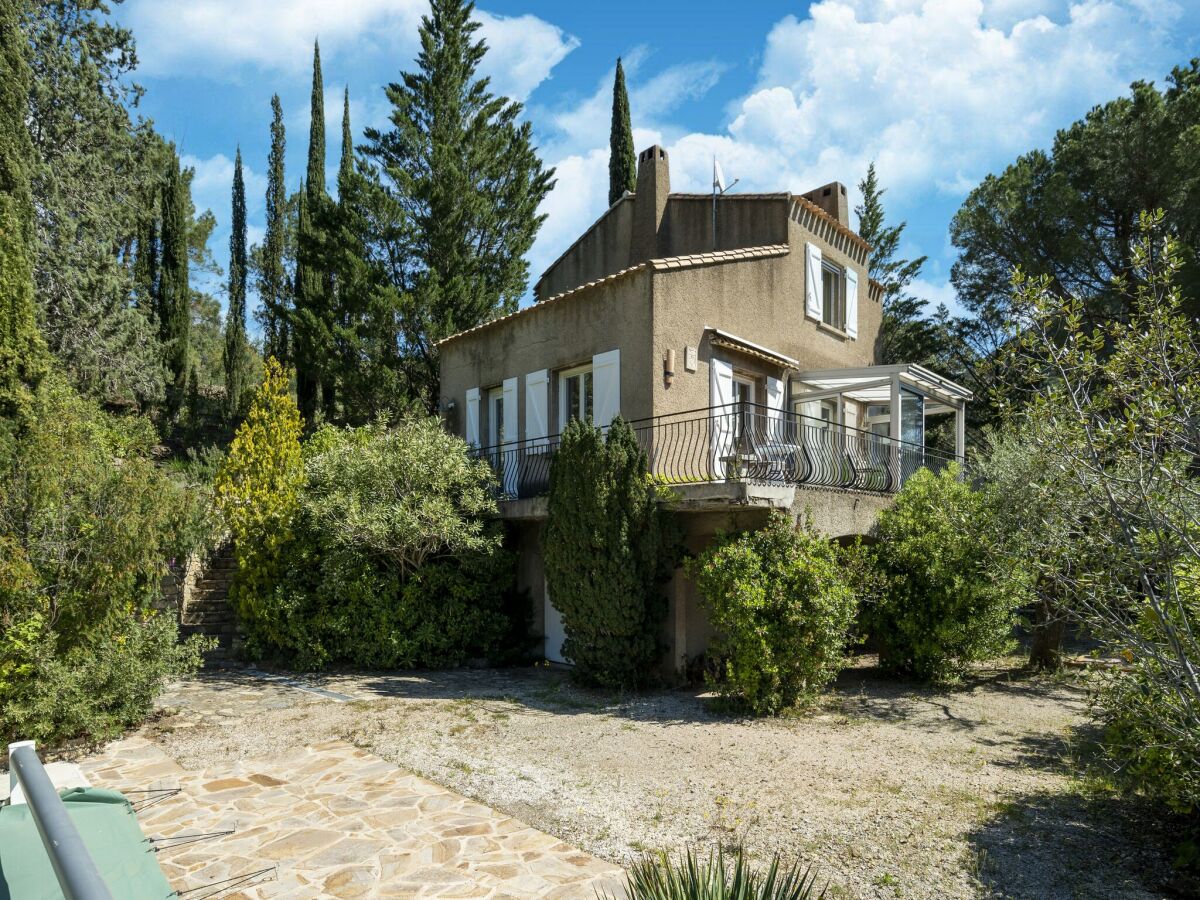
[566, 374, 580, 422]
[583, 371, 593, 422]
[900, 388, 924, 446]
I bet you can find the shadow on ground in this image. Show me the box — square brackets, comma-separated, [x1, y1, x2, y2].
[966, 726, 1182, 899]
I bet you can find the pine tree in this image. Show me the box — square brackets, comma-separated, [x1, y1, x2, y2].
[223, 148, 252, 421]
[25, 5, 168, 408]
[0, 0, 48, 417]
[361, 0, 555, 410]
[257, 94, 290, 363]
[159, 153, 191, 416]
[856, 162, 940, 366]
[294, 40, 328, 426]
[608, 58, 636, 207]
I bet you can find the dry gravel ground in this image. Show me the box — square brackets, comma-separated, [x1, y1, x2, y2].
[138, 658, 1178, 900]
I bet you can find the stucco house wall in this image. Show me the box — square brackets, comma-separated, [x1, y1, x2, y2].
[536, 198, 635, 302]
[439, 268, 655, 443]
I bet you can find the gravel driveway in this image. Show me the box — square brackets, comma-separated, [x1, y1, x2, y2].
[140, 658, 1175, 899]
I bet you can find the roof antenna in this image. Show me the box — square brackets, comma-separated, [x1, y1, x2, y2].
[712, 156, 739, 250]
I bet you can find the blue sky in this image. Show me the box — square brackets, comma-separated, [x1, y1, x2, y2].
[117, 0, 1200, 323]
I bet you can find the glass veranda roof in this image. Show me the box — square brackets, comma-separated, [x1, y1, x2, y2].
[793, 364, 972, 409]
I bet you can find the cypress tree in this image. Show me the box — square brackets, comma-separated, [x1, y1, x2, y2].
[295, 39, 327, 425]
[338, 87, 353, 194]
[159, 154, 190, 416]
[855, 162, 938, 365]
[132, 201, 159, 311]
[258, 95, 289, 363]
[223, 147, 251, 420]
[306, 41, 326, 199]
[0, 0, 48, 417]
[608, 58, 636, 207]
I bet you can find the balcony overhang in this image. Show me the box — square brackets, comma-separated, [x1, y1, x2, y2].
[706, 327, 799, 371]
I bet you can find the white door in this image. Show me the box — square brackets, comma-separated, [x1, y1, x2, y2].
[544, 582, 569, 663]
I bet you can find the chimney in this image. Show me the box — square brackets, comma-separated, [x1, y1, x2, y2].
[631, 145, 670, 264]
[800, 181, 850, 228]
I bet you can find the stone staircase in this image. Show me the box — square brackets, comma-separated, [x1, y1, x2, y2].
[178, 544, 239, 663]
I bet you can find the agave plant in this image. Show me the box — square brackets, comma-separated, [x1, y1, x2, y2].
[601, 846, 825, 900]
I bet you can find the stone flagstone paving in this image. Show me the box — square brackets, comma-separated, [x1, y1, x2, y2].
[77, 736, 624, 898]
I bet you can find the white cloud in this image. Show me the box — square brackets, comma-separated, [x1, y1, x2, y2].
[525, 0, 1196, 296]
[123, 0, 577, 102]
[474, 11, 579, 102]
[124, 0, 425, 76]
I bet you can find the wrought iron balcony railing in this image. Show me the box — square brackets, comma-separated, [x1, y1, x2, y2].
[472, 402, 962, 501]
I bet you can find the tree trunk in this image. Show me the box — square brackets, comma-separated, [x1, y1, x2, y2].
[1028, 595, 1065, 671]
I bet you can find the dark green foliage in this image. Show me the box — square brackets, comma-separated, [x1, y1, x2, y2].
[867, 465, 1019, 681]
[245, 532, 521, 671]
[223, 149, 252, 421]
[948, 62, 1200, 424]
[603, 846, 825, 900]
[608, 58, 636, 207]
[686, 513, 857, 715]
[543, 417, 676, 688]
[0, 0, 47, 418]
[361, 0, 555, 411]
[0, 374, 213, 744]
[256, 95, 292, 363]
[159, 154, 191, 417]
[856, 163, 941, 367]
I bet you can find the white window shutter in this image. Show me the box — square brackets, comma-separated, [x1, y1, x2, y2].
[845, 267, 859, 338]
[766, 376, 784, 439]
[805, 242, 823, 319]
[465, 387, 480, 448]
[501, 377, 518, 444]
[592, 349, 621, 428]
[766, 377, 784, 415]
[710, 358, 734, 479]
[525, 369, 549, 451]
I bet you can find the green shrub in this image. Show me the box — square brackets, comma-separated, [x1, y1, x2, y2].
[218, 411, 525, 670]
[603, 846, 824, 900]
[543, 417, 678, 689]
[1, 614, 207, 744]
[867, 464, 1019, 681]
[303, 419, 499, 571]
[0, 375, 211, 744]
[686, 512, 856, 715]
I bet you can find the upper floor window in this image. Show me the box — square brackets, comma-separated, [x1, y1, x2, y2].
[559, 364, 593, 429]
[822, 260, 846, 331]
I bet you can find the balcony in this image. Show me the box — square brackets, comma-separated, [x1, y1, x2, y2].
[471, 402, 962, 503]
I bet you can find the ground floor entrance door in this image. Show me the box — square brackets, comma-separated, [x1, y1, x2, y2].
[543, 584, 569, 663]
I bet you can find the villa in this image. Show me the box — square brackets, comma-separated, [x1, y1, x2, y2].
[437, 145, 972, 671]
